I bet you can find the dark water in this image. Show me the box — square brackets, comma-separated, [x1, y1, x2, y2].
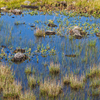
[0, 10, 100, 99]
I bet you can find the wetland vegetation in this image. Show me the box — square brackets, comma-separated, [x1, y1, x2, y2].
[0, 0, 100, 100]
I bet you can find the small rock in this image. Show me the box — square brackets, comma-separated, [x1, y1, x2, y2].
[65, 54, 76, 57]
[11, 9, 22, 15]
[13, 49, 25, 53]
[1, 45, 6, 48]
[48, 23, 57, 27]
[67, 4, 75, 11]
[56, 1, 67, 7]
[30, 25, 35, 27]
[24, 1, 31, 5]
[45, 30, 56, 35]
[96, 33, 100, 37]
[21, 5, 39, 9]
[12, 52, 28, 62]
[1, 13, 4, 16]
[1, 7, 7, 11]
[69, 26, 86, 39]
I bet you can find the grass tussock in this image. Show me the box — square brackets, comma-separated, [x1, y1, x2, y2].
[25, 66, 32, 75]
[0, 65, 22, 99]
[20, 91, 36, 100]
[3, 81, 22, 99]
[91, 86, 100, 96]
[49, 62, 60, 74]
[86, 66, 100, 78]
[28, 75, 36, 88]
[63, 74, 85, 90]
[40, 80, 62, 97]
[0, 64, 36, 99]
[34, 28, 45, 37]
[90, 78, 100, 89]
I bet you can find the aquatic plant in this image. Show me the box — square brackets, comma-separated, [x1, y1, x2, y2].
[0, 64, 37, 99]
[0, 65, 22, 99]
[25, 66, 32, 75]
[3, 81, 22, 99]
[28, 75, 36, 88]
[90, 79, 100, 89]
[63, 74, 70, 85]
[34, 28, 45, 37]
[63, 74, 85, 90]
[86, 66, 100, 78]
[88, 40, 96, 47]
[40, 80, 62, 97]
[20, 91, 36, 100]
[48, 62, 60, 74]
[70, 74, 84, 90]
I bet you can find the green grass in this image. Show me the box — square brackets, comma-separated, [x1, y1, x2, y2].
[1, 0, 100, 17]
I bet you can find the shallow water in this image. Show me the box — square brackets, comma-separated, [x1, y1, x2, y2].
[0, 10, 100, 99]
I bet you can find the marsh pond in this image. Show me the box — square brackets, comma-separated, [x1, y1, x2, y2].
[0, 7, 100, 100]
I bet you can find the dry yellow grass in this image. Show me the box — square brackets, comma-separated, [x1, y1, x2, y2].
[20, 91, 36, 100]
[0, 64, 36, 99]
[49, 62, 60, 74]
[40, 80, 62, 97]
[63, 73, 85, 90]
